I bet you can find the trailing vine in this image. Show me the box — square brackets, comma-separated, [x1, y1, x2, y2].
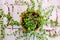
[0, 9, 5, 40]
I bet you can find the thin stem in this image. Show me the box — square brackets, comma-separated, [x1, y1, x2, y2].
[37, 0, 43, 15]
[55, 9, 58, 26]
[30, 0, 35, 11]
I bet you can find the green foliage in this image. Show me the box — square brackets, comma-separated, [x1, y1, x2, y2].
[17, 28, 48, 40]
[20, 0, 55, 32]
[54, 21, 58, 26]
[9, 19, 20, 26]
[45, 6, 54, 16]
[6, 13, 20, 26]
[7, 13, 12, 21]
[49, 34, 58, 37]
[30, 0, 35, 11]
[21, 11, 45, 32]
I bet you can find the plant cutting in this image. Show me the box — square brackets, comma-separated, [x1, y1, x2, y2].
[21, 10, 44, 32]
[20, 0, 54, 32]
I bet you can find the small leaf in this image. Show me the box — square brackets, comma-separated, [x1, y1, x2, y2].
[7, 13, 12, 20]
